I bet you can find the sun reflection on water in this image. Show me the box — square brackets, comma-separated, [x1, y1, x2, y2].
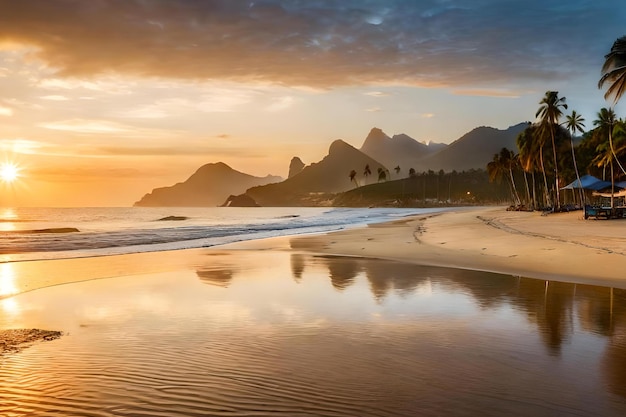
[0, 207, 17, 231]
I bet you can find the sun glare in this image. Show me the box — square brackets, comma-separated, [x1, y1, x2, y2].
[0, 163, 19, 183]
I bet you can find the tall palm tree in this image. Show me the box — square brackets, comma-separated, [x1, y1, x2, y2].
[536, 91, 567, 210]
[593, 108, 618, 208]
[394, 165, 401, 177]
[564, 111, 586, 207]
[599, 36, 626, 105]
[517, 124, 544, 209]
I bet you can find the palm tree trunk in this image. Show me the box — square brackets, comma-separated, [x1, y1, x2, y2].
[570, 135, 584, 208]
[540, 146, 551, 208]
[532, 171, 537, 209]
[550, 127, 560, 210]
[523, 171, 531, 209]
[508, 167, 521, 205]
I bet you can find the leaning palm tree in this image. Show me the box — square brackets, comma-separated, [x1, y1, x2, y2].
[599, 36, 626, 105]
[564, 111, 586, 207]
[536, 91, 567, 210]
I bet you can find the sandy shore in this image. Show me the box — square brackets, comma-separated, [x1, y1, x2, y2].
[222, 206, 626, 288]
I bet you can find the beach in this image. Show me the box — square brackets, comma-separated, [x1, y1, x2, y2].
[225, 206, 626, 287]
[3, 206, 626, 416]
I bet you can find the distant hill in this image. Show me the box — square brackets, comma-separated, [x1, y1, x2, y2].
[359, 123, 528, 173]
[360, 128, 443, 171]
[134, 162, 282, 207]
[419, 123, 529, 172]
[246, 139, 387, 206]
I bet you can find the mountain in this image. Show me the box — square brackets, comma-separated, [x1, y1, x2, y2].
[134, 162, 282, 207]
[246, 139, 387, 206]
[360, 128, 447, 172]
[359, 123, 529, 174]
[288, 157, 305, 178]
[419, 123, 529, 171]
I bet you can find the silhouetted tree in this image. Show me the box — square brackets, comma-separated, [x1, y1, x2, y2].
[536, 91, 567, 209]
[377, 167, 387, 182]
[408, 168, 416, 178]
[564, 110, 586, 206]
[599, 36, 626, 105]
[349, 169, 359, 187]
[363, 164, 372, 183]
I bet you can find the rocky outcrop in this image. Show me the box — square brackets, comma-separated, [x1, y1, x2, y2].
[288, 157, 305, 178]
[220, 194, 260, 207]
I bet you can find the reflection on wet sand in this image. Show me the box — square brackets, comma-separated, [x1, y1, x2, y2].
[2, 250, 626, 415]
[198, 251, 626, 363]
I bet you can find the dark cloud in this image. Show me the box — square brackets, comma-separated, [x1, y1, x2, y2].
[1, 0, 624, 88]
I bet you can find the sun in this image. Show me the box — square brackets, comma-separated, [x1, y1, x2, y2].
[0, 163, 19, 183]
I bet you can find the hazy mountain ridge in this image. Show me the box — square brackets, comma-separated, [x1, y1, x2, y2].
[133, 122, 527, 207]
[133, 162, 282, 207]
[359, 123, 528, 173]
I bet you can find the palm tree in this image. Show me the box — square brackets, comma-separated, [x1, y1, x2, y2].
[377, 167, 387, 182]
[349, 169, 358, 188]
[517, 124, 545, 209]
[536, 91, 567, 210]
[564, 111, 586, 207]
[487, 148, 521, 205]
[593, 109, 618, 207]
[394, 165, 401, 177]
[363, 164, 371, 184]
[599, 36, 626, 105]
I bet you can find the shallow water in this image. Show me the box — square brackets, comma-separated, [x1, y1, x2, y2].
[0, 207, 447, 262]
[1, 251, 626, 416]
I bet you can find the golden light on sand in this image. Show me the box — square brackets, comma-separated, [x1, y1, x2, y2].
[0, 162, 19, 183]
[0, 263, 18, 298]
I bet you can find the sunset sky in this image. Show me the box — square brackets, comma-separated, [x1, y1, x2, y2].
[1, 0, 625, 207]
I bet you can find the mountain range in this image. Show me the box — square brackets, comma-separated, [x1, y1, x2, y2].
[359, 123, 528, 172]
[133, 123, 528, 207]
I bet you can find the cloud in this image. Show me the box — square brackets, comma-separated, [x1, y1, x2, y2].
[420, 113, 435, 118]
[0, 139, 43, 154]
[0, 0, 622, 89]
[265, 96, 295, 112]
[39, 118, 181, 139]
[451, 89, 525, 98]
[0, 105, 12, 116]
[365, 91, 391, 97]
[40, 119, 132, 134]
[365, 107, 382, 112]
[39, 95, 69, 101]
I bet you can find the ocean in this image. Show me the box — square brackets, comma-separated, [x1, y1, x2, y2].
[0, 206, 452, 262]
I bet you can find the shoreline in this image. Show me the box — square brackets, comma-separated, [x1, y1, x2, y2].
[4, 206, 626, 300]
[220, 206, 626, 288]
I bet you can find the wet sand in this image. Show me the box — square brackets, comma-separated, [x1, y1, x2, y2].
[224, 207, 626, 287]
